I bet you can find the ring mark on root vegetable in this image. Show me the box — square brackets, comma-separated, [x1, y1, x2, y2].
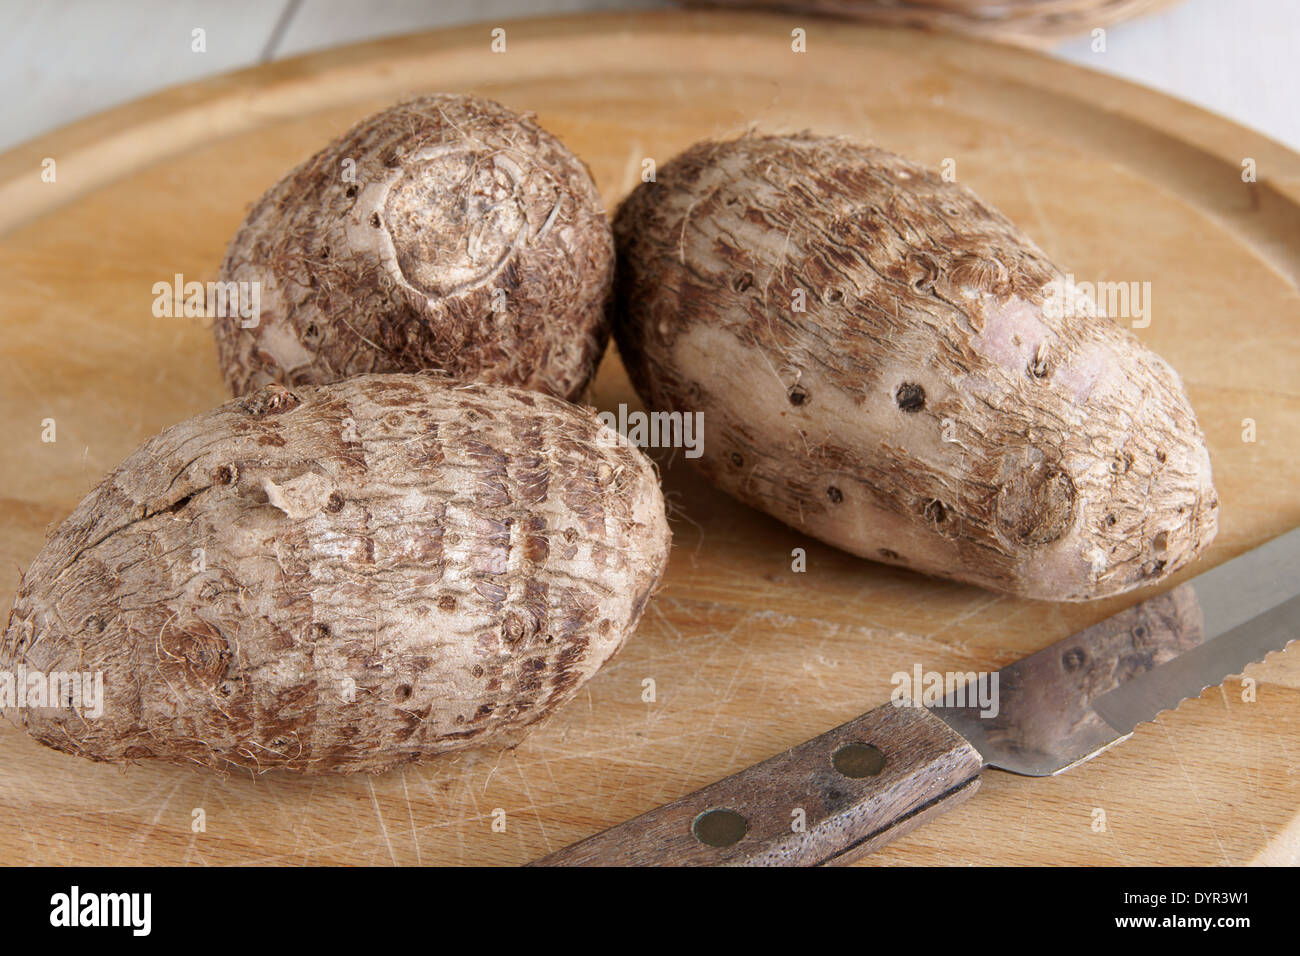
[384, 148, 528, 297]
[996, 463, 1077, 548]
[158, 619, 230, 688]
[502, 612, 527, 644]
[241, 384, 301, 417]
[948, 252, 1009, 306]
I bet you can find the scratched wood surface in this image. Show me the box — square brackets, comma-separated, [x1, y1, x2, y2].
[0, 11, 1297, 866]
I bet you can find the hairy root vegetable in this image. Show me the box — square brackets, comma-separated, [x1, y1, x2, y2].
[613, 134, 1217, 600]
[1, 375, 670, 774]
[213, 93, 615, 401]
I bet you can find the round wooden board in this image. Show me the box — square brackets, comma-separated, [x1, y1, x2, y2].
[2, 11, 1298, 867]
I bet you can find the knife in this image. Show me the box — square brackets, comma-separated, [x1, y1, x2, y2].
[531, 527, 1300, 866]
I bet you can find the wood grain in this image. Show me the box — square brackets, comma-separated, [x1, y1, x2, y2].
[0, 10, 1297, 866]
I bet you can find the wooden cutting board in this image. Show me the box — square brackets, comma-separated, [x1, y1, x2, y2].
[1, 10, 1297, 867]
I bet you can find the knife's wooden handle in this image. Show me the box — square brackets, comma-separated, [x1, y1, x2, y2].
[530, 704, 983, 866]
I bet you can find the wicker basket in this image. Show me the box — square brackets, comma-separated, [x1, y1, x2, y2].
[679, 0, 1182, 48]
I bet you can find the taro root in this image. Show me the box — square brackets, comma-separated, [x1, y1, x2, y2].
[613, 134, 1217, 600]
[0, 375, 670, 774]
[213, 93, 614, 401]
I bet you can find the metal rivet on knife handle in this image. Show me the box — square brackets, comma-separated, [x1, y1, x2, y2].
[691, 808, 748, 847]
[832, 742, 885, 778]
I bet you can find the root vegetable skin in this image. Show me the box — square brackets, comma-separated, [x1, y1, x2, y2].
[1, 375, 670, 774]
[613, 134, 1217, 600]
[214, 94, 615, 401]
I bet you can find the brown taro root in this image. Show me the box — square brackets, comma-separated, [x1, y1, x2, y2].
[213, 94, 614, 401]
[613, 134, 1217, 601]
[0, 375, 670, 774]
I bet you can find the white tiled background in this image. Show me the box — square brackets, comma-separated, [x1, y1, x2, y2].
[2, 0, 1298, 152]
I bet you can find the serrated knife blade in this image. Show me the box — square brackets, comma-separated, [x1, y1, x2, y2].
[533, 528, 1300, 866]
[930, 526, 1300, 775]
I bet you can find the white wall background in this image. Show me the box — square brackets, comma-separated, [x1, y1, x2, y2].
[2, 0, 1298, 152]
